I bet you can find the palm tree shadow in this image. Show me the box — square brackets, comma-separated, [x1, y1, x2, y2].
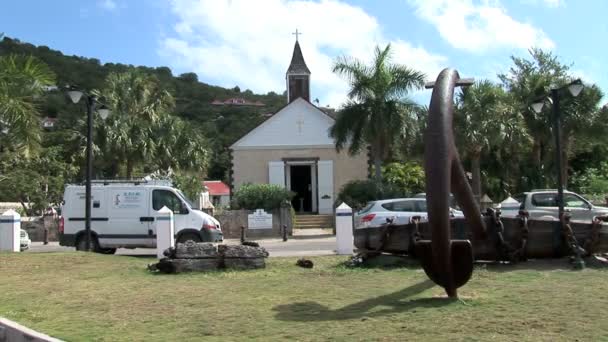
[273, 280, 455, 322]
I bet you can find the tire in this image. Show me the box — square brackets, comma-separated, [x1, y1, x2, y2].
[99, 248, 117, 255]
[177, 232, 202, 244]
[75, 235, 99, 252]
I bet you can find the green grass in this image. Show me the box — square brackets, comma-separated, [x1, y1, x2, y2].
[1, 253, 607, 341]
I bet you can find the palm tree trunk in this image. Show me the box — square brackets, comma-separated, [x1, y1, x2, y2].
[561, 135, 570, 188]
[126, 159, 133, 179]
[471, 149, 482, 205]
[531, 138, 543, 188]
[374, 155, 382, 183]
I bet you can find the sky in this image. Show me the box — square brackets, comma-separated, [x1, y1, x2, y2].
[2, 0, 607, 108]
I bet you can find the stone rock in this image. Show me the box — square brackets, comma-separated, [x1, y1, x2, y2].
[154, 258, 220, 273]
[296, 258, 314, 268]
[175, 241, 218, 259]
[218, 244, 269, 258]
[224, 258, 266, 270]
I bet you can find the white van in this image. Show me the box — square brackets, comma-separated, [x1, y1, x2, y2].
[59, 182, 223, 253]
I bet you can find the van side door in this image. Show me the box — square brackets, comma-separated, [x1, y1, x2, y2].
[105, 188, 151, 248]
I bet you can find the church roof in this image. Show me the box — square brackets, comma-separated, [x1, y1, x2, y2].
[286, 41, 311, 74]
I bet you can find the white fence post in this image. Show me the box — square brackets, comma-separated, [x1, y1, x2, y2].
[335, 202, 354, 255]
[0, 209, 21, 252]
[156, 206, 174, 259]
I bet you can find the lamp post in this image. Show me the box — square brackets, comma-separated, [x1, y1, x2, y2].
[531, 79, 584, 233]
[67, 88, 110, 251]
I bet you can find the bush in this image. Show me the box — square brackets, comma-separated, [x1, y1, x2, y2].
[336, 180, 404, 211]
[232, 183, 295, 210]
[382, 162, 425, 195]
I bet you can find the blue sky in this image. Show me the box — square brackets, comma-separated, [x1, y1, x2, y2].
[2, 0, 607, 107]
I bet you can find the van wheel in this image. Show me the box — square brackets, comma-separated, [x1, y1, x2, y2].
[75, 235, 99, 252]
[177, 233, 202, 244]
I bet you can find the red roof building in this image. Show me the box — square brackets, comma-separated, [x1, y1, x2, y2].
[203, 181, 230, 196]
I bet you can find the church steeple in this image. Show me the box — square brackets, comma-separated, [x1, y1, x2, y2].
[286, 37, 311, 103]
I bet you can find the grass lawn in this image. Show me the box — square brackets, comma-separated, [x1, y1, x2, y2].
[1, 252, 607, 341]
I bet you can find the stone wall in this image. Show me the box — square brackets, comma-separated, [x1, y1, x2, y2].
[21, 216, 59, 242]
[216, 208, 292, 239]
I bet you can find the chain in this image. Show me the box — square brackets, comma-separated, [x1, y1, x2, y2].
[583, 215, 608, 256]
[508, 210, 529, 262]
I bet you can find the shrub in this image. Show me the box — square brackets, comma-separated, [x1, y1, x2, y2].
[382, 162, 425, 195]
[336, 180, 404, 211]
[232, 183, 295, 210]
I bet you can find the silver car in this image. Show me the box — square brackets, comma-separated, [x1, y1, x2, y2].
[354, 198, 463, 229]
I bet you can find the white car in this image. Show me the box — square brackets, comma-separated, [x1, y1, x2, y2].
[354, 198, 464, 229]
[501, 189, 608, 223]
[20, 229, 31, 251]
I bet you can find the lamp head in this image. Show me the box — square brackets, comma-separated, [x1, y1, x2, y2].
[568, 79, 584, 97]
[67, 86, 83, 104]
[97, 105, 111, 120]
[531, 101, 544, 114]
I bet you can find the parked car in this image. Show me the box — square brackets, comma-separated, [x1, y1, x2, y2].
[60, 182, 223, 254]
[20, 229, 31, 251]
[501, 189, 608, 223]
[354, 198, 464, 229]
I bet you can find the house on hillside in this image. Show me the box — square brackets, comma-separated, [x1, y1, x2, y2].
[229, 39, 369, 215]
[41, 117, 57, 130]
[211, 98, 265, 106]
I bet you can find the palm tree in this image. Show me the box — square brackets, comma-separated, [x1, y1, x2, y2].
[0, 54, 55, 158]
[455, 80, 507, 203]
[330, 44, 426, 182]
[98, 71, 174, 178]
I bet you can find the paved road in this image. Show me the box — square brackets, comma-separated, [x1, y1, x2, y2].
[25, 235, 339, 257]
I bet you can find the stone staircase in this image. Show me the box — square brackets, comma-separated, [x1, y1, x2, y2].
[294, 214, 334, 230]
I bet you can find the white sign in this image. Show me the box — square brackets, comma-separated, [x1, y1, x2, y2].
[248, 209, 273, 229]
[112, 190, 143, 209]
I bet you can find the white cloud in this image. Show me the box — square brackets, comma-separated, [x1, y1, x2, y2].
[98, 0, 117, 11]
[521, 0, 564, 8]
[408, 0, 555, 53]
[158, 0, 447, 108]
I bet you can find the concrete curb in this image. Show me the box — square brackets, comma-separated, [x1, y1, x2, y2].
[0, 317, 63, 342]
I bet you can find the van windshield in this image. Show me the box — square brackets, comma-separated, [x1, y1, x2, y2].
[176, 190, 194, 208]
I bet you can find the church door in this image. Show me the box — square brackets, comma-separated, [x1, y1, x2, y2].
[289, 164, 314, 213]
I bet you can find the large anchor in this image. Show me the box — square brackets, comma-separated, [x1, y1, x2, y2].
[415, 68, 487, 298]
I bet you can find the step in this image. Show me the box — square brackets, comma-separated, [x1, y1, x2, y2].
[295, 223, 334, 229]
[295, 220, 333, 225]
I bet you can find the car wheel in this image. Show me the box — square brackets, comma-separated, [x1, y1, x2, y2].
[75, 235, 99, 252]
[177, 232, 202, 244]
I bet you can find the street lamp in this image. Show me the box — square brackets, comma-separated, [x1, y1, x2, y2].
[67, 86, 111, 251]
[531, 78, 584, 238]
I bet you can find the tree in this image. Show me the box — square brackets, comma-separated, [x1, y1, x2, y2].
[98, 71, 175, 178]
[500, 49, 608, 188]
[330, 44, 426, 182]
[455, 80, 508, 203]
[0, 147, 76, 214]
[0, 54, 55, 158]
[499, 49, 569, 188]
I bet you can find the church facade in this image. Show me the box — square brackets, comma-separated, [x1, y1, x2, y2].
[230, 40, 368, 214]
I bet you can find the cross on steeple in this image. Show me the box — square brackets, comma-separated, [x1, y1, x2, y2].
[292, 29, 302, 41]
[296, 117, 304, 133]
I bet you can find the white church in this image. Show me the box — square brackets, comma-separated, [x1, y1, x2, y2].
[230, 39, 369, 214]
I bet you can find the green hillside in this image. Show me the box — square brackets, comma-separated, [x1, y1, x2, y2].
[0, 35, 286, 181]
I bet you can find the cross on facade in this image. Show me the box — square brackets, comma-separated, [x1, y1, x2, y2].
[292, 29, 302, 41]
[296, 117, 304, 133]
